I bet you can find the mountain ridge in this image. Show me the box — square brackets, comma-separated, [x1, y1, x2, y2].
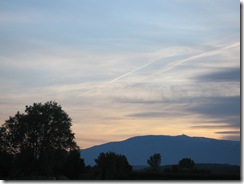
[80, 134, 240, 166]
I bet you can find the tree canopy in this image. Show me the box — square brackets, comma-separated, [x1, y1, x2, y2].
[95, 152, 132, 179]
[0, 101, 80, 178]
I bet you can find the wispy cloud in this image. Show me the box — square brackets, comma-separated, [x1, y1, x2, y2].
[154, 42, 239, 75]
[0, 0, 240, 148]
[76, 40, 239, 98]
[215, 131, 240, 134]
[194, 67, 240, 83]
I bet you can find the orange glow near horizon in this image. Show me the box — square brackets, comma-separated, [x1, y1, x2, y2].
[0, 0, 240, 152]
[72, 116, 240, 149]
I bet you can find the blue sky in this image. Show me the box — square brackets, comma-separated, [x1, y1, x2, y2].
[0, 0, 240, 148]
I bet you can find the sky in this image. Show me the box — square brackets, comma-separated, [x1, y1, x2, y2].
[0, 0, 240, 148]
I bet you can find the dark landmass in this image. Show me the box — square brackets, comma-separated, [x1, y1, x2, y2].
[81, 134, 240, 166]
[79, 163, 240, 180]
[134, 163, 240, 175]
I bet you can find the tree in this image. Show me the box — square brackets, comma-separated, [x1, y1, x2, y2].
[62, 149, 85, 179]
[0, 150, 13, 179]
[95, 152, 132, 179]
[0, 101, 79, 177]
[178, 158, 195, 171]
[147, 153, 161, 172]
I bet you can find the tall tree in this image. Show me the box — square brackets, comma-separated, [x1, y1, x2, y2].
[0, 101, 79, 177]
[147, 153, 161, 172]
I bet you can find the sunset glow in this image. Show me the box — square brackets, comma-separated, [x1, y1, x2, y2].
[0, 0, 240, 148]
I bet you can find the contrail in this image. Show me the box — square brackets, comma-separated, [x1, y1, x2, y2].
[107, 59, 158, 84]
[109, 41, 239, 83]
[154, 42, 240, 75]
[77, 41, 239, 97]
[77, 57, 164, 97]
[76, 54, 167, 97]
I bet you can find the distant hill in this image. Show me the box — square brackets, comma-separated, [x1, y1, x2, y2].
[80, 134, 240, 166]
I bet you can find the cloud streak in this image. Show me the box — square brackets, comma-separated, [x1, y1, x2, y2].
[154, 42, 240, 75]
[194, 67, 240, 83]
[215, 131, 240, 134]
[107, 59, 158, 84]
[77, 41, 239, 98]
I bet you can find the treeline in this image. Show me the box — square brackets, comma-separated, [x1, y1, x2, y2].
[0, 150, 240, 180]
[0, 101, 240, 180]
[0, 148, 85, 179]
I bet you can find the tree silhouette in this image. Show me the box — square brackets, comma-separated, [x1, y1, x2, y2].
[0, 150, 13, 179]
[62, 149, 85, 179]
[95, 152, 132, 179]
[178, 158, 195, 171]
[0, 101, 79, 177]
[147, 153, 161, 172]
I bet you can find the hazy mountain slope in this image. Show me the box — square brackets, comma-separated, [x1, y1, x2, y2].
[80, 135, 240, 166]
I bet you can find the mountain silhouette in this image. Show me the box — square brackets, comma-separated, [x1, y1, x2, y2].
[80, 134, 240, 166]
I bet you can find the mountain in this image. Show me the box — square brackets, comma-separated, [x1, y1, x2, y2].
[80, 134, 240, 166]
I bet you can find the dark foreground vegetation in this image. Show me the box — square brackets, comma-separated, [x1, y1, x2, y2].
[129, 163, 240, 180]
[0, 101, 240, 180]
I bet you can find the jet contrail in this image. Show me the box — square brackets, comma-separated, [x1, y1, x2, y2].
[77, 56, 165, 97]
[107, 59, 158, 84]
[76, 55, 168, 97]
[77, 41, 239, 97]
[109, 41, 239, 83]
[154, 42, 240, 75]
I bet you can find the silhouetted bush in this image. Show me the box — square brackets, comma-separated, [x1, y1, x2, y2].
[95, 152, 132, 179]
[178, 158, 195, 172]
